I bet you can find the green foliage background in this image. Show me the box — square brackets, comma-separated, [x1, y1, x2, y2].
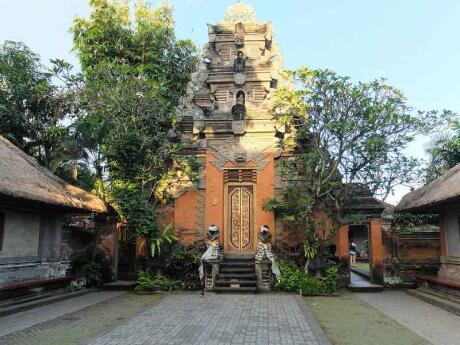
[70, 0, 198, 249]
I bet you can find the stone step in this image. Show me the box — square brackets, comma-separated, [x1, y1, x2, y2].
[103, 280, 136, 291]
[406, 288, 460, 316]
[214, 286, 257, 293]
[223, 255, 255, 261]
[420, 281, 460, 299]
[350, 267, 371, 280]
[217, 273, 256, 279]
[215, 280, 257, 286]
[221, 261, 255, 267]
[417, 287, 460, 305]
[220, 267, 255, 273]
[0, 289, 96, 317]
[348, 282, 384, 292]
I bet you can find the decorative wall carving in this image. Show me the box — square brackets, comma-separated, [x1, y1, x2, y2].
[232, 120, 246, 135]
[208, 138, 269, 171]
[241, 188, 251, 248]
[230, 189, 241, 248]
[234, 72, 246, 85]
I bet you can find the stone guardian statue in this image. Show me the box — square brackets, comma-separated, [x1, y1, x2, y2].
[231, 91, 246, 120]
[255, 225, 281, 279]
[198, 225, 222, 280]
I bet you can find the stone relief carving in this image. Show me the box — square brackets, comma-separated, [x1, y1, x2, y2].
[234, 51, 247, 86]
[234, 52, 246, 71]
[232, 120, 246, 135]
[235, 22, 245, 46]
[176, 61, 210, 120]
[383, 256, 402, 286]
[234, 72, 246, 86]
[208, 137, 270, 171]
[231, 91, 246, 120]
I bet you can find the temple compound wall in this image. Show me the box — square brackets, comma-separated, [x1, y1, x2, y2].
[0, 208, 65, 284]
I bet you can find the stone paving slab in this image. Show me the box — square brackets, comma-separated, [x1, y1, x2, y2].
[0, 290, 123, 337]
[86, 293, 325, 345]
[357, 290, 460, 345]
[0, 292, 162, 345]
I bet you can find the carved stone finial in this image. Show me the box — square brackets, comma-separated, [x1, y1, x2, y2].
[222, 1, 257, 24]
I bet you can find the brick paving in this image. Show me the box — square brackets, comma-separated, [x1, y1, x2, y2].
[0, 292, 161, 345]
[86, 293, 324, 345]
[0, 291, 122, 337]
[357, 290, 460, 345]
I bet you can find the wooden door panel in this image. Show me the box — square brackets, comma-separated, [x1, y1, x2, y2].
[230, 188, 241, 249]
[227, 186, 253, 252]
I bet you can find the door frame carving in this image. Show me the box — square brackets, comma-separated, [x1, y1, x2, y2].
[223, 182, 257, 253]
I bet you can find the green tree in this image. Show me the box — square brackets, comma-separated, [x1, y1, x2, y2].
[425, 120, 460, 181]
[265, 67, 451, 269]
[0, 41, 79, 170]
[71, 0, 197, 253]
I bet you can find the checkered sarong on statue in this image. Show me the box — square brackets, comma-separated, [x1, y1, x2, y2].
[199, 239, 222, 280]
[255, 241, 281, 279]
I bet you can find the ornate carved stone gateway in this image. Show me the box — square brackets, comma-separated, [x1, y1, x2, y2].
[171, 1, 288, 259]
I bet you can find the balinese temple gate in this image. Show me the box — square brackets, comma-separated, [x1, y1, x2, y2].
[168, 2, 286, 291]
[162, 2, 385, 291]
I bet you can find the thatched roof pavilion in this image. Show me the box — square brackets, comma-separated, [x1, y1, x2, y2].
[396, 163, 460, 213]
[0, 135, 106, 213]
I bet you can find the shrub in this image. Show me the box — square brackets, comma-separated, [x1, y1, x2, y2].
[135, 269, 184, 292]
[163, 243, 204, 290]
[70, 255, 104, 287]
[276, 262, 339, 296]
[322, 266, 340, 294]
[84, 262, 104, 287]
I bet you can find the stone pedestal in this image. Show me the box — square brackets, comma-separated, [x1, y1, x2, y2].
[255, 259, 272, 292]
[204, 259, 220, 291]
[438, 260, 460, 282]
[232, 120, 246, 135]
[234, 72, 246, 85]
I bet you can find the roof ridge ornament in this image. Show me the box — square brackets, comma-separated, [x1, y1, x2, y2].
[222, 1, 258, 24]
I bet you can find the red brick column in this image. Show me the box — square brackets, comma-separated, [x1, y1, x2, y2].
[337, 225, 350, 285]
[368, 217, 383, 283]
[337, 225, 350, 267]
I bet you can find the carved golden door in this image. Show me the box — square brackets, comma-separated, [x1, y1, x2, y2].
[227, 185, 254, 253]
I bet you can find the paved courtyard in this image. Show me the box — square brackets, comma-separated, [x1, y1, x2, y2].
[2, 289, 458, 345]
[0, 291, 123, 337]
[86, 293, 329, 345]
[356, 291, 460, 345]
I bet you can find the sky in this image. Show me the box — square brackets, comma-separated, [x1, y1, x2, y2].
[1, 0, 459, 204]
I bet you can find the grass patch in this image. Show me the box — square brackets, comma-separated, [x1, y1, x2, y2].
[354, 262, 369, 272]
[304, 292, 429, 345]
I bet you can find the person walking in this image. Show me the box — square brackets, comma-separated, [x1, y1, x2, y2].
[349, 240, 357, 267]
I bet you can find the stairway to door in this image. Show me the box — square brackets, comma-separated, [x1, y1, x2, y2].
[214, 255, 257, 293]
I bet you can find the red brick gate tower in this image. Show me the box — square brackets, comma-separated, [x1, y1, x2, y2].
[170, 2, 287, 255]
